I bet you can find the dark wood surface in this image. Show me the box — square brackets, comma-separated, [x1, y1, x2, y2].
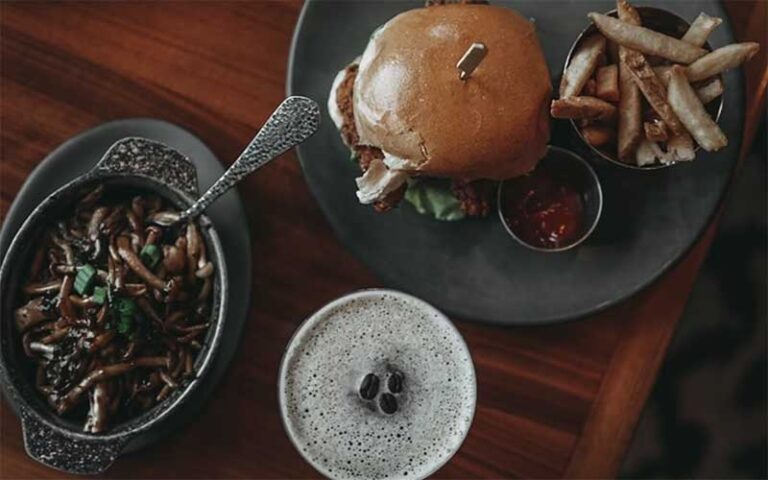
[0, 2, 765, 478]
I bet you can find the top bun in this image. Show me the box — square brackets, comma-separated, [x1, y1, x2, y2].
[353, 4, 552, 180]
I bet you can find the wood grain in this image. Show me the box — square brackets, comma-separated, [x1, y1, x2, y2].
[0, 2, 764, 478]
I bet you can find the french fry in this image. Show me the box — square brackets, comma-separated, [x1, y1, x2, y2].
[596, 65, 620, 101]
[617, 68, 643, 161]
[686, 42, 760, 82]
[652, 65, 673, 85]
[667, 133, 696, 162]
[583, 78, 597, 96]
[635, 140, 661, 166]
[654, 66, 724, 103]
[560, 34, 607, 97]
[617, 0, 641, 27]
[616, 0, 643, 162]
[588, 13, 707, 64]
[681, 13, 722, 47]
[695, 77, 724, 104]
[550, 96, 617, 121]
[667, 65, 727, 151]
[581, 125, 615, 147]
[635, 133, 695, 166]
[644, 119, 668, 142]
[622, 48, 686, 136]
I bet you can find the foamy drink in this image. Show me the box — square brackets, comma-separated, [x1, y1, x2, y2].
[279, 290, 476, 480]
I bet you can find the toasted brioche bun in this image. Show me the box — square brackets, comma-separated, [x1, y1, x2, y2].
[353, 4, 552, 180]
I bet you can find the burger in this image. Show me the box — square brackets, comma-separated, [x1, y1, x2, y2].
[328, 0, 552, 220]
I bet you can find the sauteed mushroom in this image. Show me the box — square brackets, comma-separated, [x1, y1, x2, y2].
[13, 186, 214, 433]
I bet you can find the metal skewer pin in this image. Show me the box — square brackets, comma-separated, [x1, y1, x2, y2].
[457, 42, 488, 80]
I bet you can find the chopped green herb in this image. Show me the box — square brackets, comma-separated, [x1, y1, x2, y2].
[114, 298, 137, 317]
[112, 298, 139, 336]
[91, 286, 107, 305]
[117, 315, 133, 335]
[74, 264, 97, 295]
[140, 244, 162, 269]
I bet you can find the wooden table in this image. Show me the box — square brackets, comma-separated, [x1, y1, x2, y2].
[0, 2, 765, 478]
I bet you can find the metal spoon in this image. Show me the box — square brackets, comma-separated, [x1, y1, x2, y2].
[154, 95, 320, 226]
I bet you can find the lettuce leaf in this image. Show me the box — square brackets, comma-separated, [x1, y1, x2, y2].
[404, 179, 465, 221]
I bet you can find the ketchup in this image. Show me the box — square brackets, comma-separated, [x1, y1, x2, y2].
[501, 168, 584, 249]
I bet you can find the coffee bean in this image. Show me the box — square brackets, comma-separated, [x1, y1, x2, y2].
[379, 393, 398, 414]
[387, 371, 404, 393]
[359, 373, 379, 400]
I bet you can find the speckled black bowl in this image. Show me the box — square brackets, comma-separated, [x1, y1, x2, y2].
[0, 138, 228, 474]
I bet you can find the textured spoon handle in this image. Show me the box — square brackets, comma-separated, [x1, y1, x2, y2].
[181, 96, 320, 222]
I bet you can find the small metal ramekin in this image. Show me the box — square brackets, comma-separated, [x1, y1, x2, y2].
[497, 146, 603, 253]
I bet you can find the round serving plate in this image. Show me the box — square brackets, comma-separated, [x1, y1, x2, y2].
[288, 0, 745, 325]
[0, 118, 252, 452]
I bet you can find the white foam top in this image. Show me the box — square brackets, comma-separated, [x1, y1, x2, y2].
[279, 290, 476, 480]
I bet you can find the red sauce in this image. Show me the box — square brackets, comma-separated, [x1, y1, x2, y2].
[501, 169, 585, 249]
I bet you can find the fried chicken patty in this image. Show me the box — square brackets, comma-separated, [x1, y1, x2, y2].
[452, 179, 494, 217]
[335, 64, 405, 212]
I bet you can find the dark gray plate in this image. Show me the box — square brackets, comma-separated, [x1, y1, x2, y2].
[0, 118, 251, 450]
[288, 0, 744, 325]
